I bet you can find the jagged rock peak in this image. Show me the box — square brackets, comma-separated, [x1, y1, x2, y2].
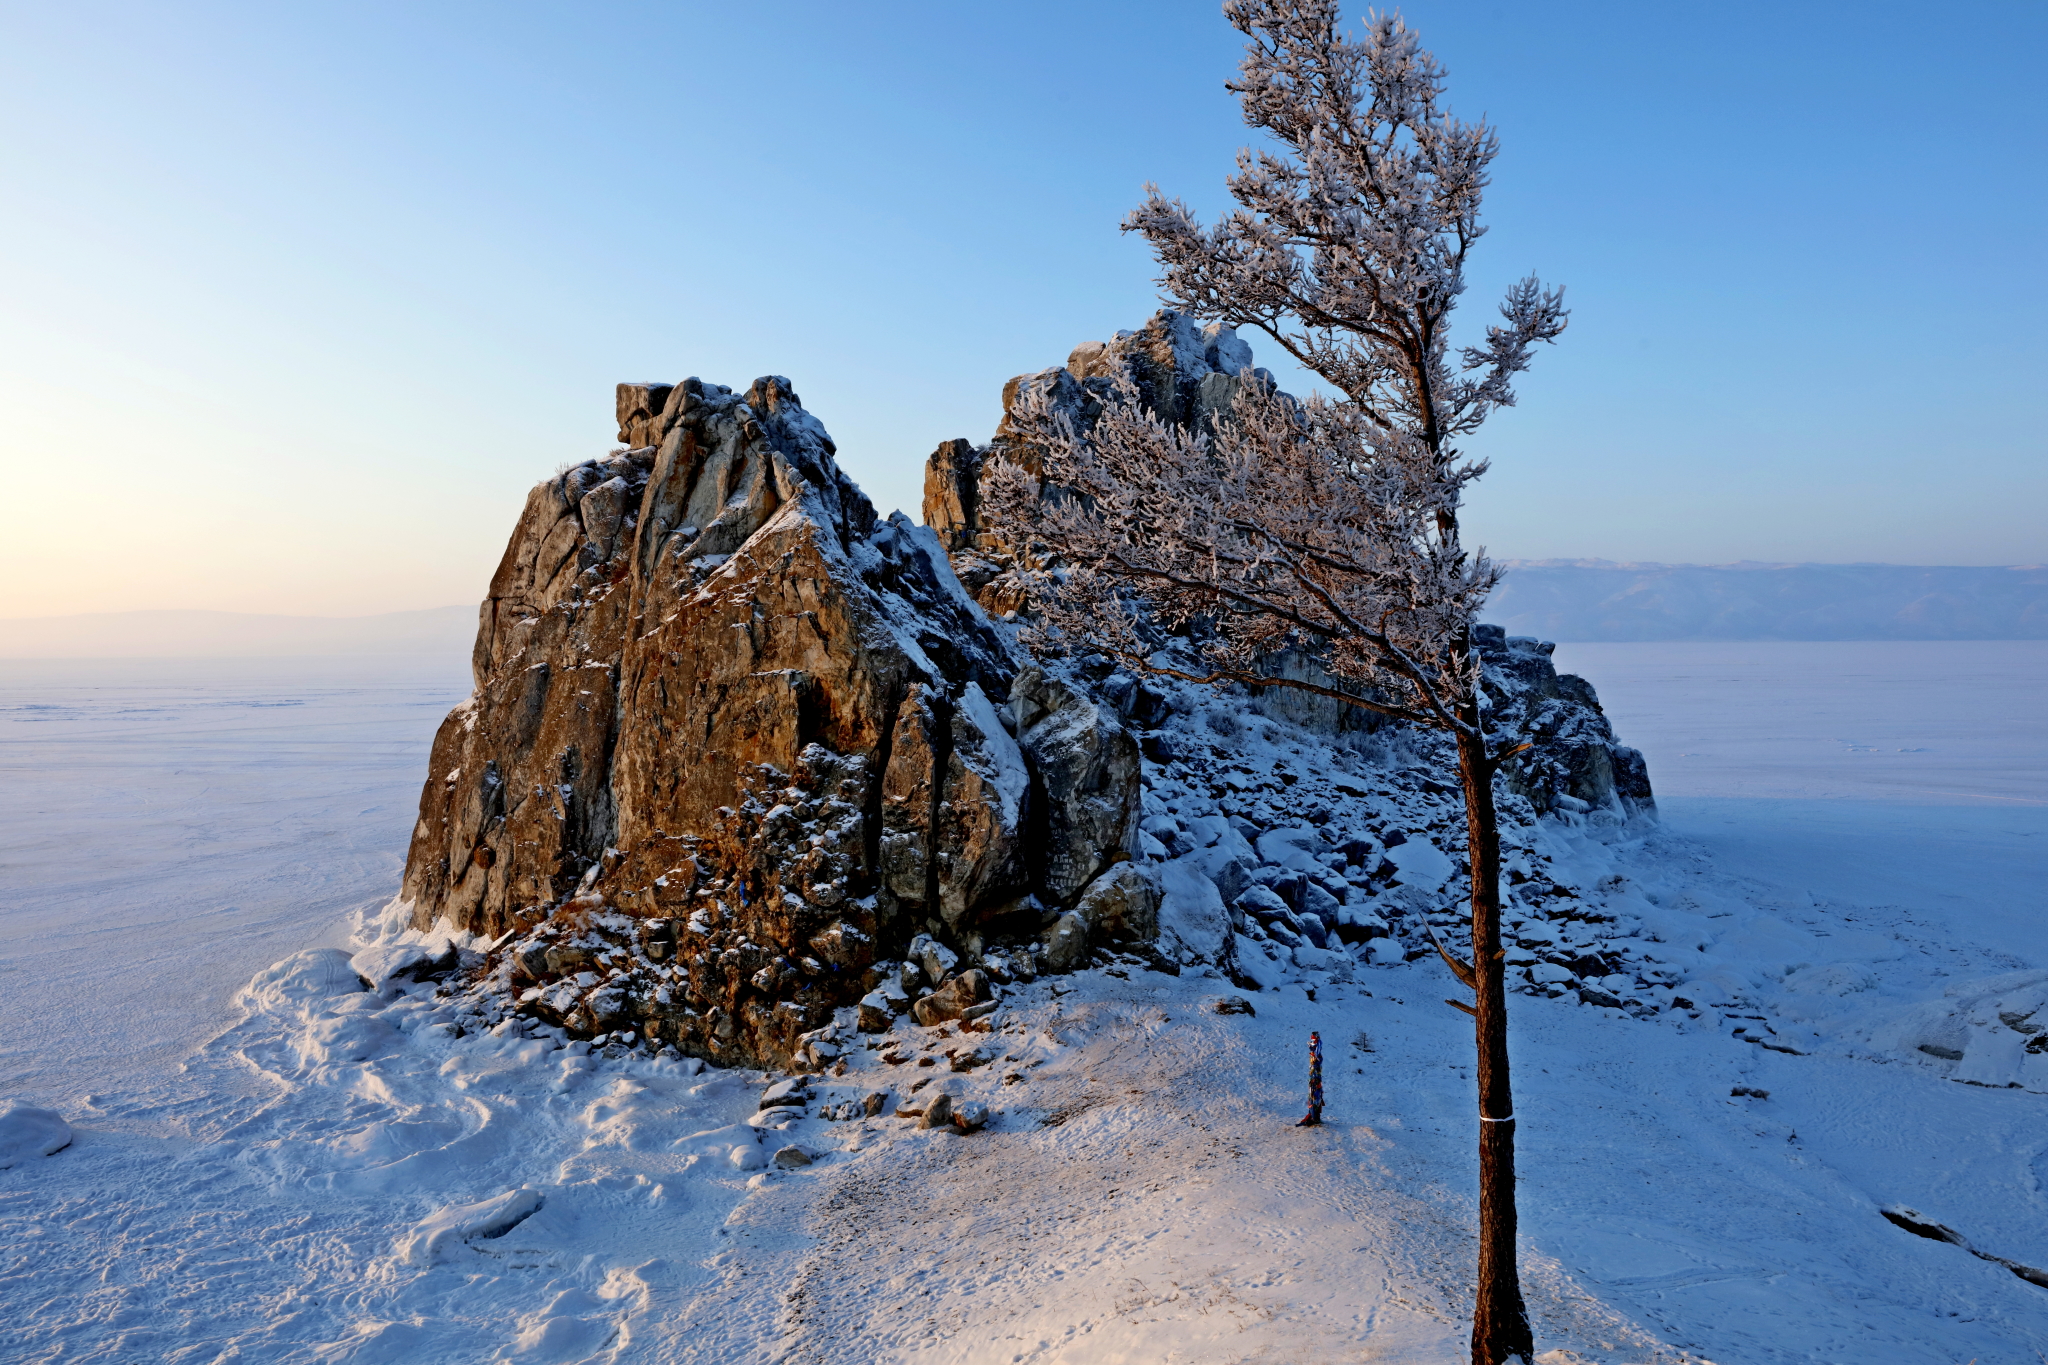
[1472, 626, 1655, 820]
[1017, 307, 1265, 436]
[924, 308, 1269, 555]
[400, 377, 1146, 1069]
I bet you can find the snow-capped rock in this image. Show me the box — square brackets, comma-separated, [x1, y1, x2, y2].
[399, 1186, 545, 1266]
[399, 322, 1660, 1072]
[758, 1077, 809, 1112]
[0, 1104, 71, 1169]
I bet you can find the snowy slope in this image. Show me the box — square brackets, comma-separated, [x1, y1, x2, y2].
[3, 647, 2045, 1363]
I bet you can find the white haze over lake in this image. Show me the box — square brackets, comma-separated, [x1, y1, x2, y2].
[0, 607, 475, 659]
[1, 642, 2043, 1361]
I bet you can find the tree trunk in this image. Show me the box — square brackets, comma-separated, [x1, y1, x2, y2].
[1458, 724, 1533, 1364]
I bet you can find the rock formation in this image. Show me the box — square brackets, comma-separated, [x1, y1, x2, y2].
[401, 376, 1143, 1068]
[400, 314, 1653, 1070]
[923, 308, 1272, 616]
[920, 308, 1655, 818]
[1474, 626, 1656, 819]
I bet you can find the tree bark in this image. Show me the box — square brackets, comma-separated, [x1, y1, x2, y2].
[1458, 720, 1533, 1365]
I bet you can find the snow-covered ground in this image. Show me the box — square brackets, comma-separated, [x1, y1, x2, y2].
[3, 643, 2044, 1363]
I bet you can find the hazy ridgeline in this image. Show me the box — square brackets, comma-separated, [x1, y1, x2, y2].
[4, 564, 2040, 659]
[1492, 562, 2047, 641]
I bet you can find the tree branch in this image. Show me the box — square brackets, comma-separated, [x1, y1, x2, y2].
[1426, 920, 1478, 990]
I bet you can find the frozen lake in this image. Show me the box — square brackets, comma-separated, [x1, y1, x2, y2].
[1556, 641, 2047, 965]
[0, 657, 469, 1105]
[4, 642, 2040, 1109]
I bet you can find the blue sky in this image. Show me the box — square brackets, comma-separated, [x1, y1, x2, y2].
[2, 1, 2042, 616]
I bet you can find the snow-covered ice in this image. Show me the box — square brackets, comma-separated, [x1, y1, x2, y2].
[2, 642, 2043, 1362]
[0, 657, 469, 1106]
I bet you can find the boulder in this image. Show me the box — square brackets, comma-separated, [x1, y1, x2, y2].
[1301, 880, 1344, 926]
[911, 969, 991, 1026]
[1009, 667, 1141, 906]
[906, 934, 960, 990]
[1335, 904, 1389, 944]
[1040, 911, 1090, 973]
[1235, 885, 1292, 924]
[1229, 933, 1289, 991]
[759, 1078, 809, 1111]
[918, 1093, 955, 1130]
[1068, 863, 1159, 943]
[855, 991, 894, 1034]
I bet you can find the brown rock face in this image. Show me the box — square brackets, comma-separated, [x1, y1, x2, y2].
[921, 438, 982, 553]
[402, 375, 1141, 1068]
[909, 968, 991, 1026]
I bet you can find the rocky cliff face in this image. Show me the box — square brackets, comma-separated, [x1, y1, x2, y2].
[923, 309, 1271, 618]
[401, 376, 1143, 1068]
[1474, 626, 1655, 820]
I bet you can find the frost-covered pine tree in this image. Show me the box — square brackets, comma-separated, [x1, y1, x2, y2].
[983, 5, 1565, 1361]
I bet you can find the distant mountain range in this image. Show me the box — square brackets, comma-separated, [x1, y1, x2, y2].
[1489, 562, 2048, 641]
[5, 563, 2044, 657]
[0, 607, 475, 658]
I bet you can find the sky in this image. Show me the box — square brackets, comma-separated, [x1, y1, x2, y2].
[1, 0, 2042, 619]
